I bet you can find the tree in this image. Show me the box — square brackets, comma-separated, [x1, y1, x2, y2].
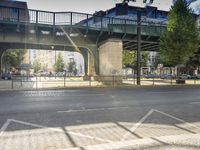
[32, 59, 41, 73]
[54, 52, 64, 72]
[67, 61, 77, 76]
[160, 0, 199, 76]
[141, 52, 149, 67]
[123, 51, 136, 69]
[123, 50, 149, 69]
[186, 52, 200, 72]
[3, 49, 27, 72]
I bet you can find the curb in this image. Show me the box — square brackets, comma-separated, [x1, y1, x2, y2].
[0, 84, 199, 92]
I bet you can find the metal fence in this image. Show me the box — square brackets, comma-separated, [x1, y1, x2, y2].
[0, 75, 200, 90]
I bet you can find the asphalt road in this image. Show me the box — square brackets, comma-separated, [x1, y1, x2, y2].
[0, 86, 200, 150]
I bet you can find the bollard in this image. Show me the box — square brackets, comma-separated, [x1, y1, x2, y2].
[134, 74, 136, 85]
[11, 79, 14, 89]
[112, 75, 115, 87]
[36, 76, 38, 89]
[64, 76, 66, 87]
[171, 77, 173, 85]
[153, 77, 155, 85]
[89, 76, 92, 87]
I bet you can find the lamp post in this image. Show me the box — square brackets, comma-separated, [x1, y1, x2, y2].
[51, 46, 56, 64]
[51, 46, 56, 78]
[122, 0, 154, 85]
[0, 52, 3, 76]
[0, 50, 5, 77]
[137, 11, 141, 85]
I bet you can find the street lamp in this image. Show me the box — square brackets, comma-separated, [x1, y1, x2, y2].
[51, 46, 56, 78]
[51, 45, 56, 64]
[0, 50, 5, 76]
[0, 52, 3, 76]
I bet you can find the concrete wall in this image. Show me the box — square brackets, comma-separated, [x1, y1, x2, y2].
[99, 39, 123, 76]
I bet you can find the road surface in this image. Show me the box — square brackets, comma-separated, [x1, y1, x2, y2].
[0, 86, 200, 150]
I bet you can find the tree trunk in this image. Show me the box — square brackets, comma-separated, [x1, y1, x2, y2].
[177, 67, 180, 77]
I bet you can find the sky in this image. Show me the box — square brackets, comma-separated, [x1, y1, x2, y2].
[19, 0, 173, 13]
[16, 0, 199, 14]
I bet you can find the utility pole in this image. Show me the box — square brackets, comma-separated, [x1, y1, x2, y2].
[0, 52, 2, 76]
[137, 11, 141, 85]
[0, 50, 5, 76]
[122, 0, 154, 85]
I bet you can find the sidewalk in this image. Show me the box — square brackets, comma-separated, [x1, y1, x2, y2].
[62, 132, 200, 150]
[0, 79, 200, 91]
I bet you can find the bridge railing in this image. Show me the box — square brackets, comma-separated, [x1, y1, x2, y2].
[0, 6, 167, 30]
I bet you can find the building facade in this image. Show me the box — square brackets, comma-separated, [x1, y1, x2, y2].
[0, 0, 29, 22]
[29, 50, 85, 76]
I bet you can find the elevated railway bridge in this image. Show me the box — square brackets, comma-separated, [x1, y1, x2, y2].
[0, 6, 198, 77]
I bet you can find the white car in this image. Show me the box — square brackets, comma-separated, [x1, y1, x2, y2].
[194, 74, 200, 79]
[179, 74, 191, 79]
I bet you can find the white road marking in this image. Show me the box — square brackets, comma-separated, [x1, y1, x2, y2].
[0, 119, 11, 136]
[189, 102, 200, 105]
[148, 91, 184, 94]
[0, 119, 112, 143]
[121, 109, 200, 141]
[22, 93, 105, 97]
[121, 109, 154, 141]
[153, 109, 200, 130]
[57, 106, 130, 113]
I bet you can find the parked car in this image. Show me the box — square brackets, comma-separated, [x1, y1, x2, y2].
[161, 74, 175, 79]
[1, 73, 12, 80]
[56, 72, 66, 77]
[192, 74, 200, 79]
[179, 74, 191, 79]
[125, 74, 136, 78]
[144, 74, 158, 79]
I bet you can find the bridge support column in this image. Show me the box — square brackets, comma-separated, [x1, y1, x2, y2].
[98, 39, 123, 83]
[87, 52, 95, 76]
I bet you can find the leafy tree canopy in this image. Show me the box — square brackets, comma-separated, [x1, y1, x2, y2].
[3, 49, 27, 69]
[54, 52, 65, 72]
[160, 0, 199, 67]
[123, 50, 149, 69]
[32, 59, 41, 73]
[67, 61, 78, 75]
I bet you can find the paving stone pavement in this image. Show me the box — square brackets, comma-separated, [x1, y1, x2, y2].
[1, 109, 200, 150]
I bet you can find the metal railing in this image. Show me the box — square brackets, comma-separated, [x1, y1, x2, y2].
[1, 75, 200, 90]
[0, 6, 167, 29]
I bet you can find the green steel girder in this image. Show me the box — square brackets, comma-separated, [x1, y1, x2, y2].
[0, 15, 167, 75]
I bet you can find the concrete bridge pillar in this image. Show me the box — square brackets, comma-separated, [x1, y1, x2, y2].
[98, 39, 123, 82]
[87, 52, 96, 76]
